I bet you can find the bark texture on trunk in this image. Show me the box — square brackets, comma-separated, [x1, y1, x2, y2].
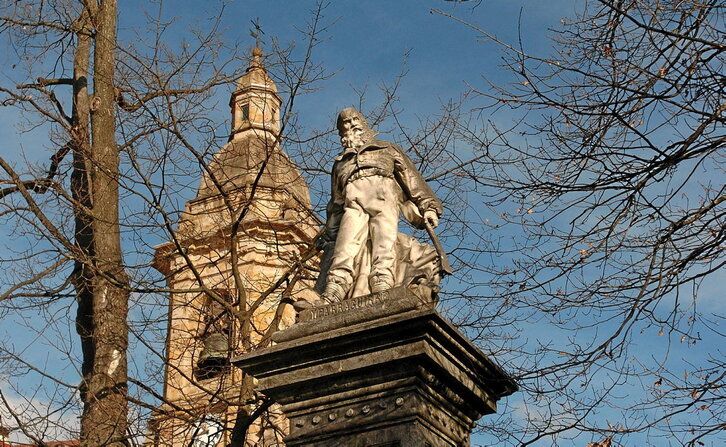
[76, 1, 130, 445]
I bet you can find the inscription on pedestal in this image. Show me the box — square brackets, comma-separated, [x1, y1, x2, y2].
[275, 286, 435, 343]
[301, 291, 389, 322]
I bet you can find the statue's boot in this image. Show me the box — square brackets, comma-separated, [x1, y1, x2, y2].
[322, 279, 348, 302]
[369, 274, 394, 294]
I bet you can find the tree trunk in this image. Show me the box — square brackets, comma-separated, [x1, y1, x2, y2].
[71, 4, 95, 408]
[78, 1, 130, 445]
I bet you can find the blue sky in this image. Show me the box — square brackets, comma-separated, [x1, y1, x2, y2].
[1, 1, 722, 446]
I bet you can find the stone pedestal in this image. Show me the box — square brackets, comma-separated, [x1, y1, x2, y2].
[234, 287, 517, 447]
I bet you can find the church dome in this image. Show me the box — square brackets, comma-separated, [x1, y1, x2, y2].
[193, 47, 310, 207]
[195, 133, 311, 206]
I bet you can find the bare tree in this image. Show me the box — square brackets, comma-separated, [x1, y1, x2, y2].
[0, 1, 332, 446]
[429, 1, 724, 445]
[1, 1, 129, 446]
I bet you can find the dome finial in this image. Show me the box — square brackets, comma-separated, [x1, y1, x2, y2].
[249, 47, 264, 71]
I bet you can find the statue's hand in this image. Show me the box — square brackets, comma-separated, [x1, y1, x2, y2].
[423, 210, 439, 229]
[315, 237, 327, 251]
[316, 232, 335, 251]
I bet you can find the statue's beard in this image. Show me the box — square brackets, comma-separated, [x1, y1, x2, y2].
[342, 128, 368, 149]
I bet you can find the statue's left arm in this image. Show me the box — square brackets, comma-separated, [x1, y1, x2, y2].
[391, 144, 443, 227]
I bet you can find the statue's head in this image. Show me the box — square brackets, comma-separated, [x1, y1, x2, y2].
[337, 107, 377, 149]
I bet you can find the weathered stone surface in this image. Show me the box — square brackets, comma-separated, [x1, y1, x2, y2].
[235, 288, 518, 447]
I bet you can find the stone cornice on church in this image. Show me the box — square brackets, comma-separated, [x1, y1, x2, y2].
[152, 215, 318, 276]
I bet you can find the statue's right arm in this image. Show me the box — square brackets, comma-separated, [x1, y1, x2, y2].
[326, 199, 343, 236]
[318, 165, 344, 250]
[317, 200, 342, 251]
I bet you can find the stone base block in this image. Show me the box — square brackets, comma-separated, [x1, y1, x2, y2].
[235, 287, 517, 447]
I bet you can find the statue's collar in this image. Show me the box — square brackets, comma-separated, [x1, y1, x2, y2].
[335, 140, 388, 161]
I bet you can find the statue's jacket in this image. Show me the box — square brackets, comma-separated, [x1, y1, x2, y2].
[326, 139, 443, 236]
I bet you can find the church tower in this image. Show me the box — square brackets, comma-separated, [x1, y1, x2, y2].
[147, 48, 319, 447]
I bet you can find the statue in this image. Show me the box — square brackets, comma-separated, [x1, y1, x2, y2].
[315, 108, 449, 302]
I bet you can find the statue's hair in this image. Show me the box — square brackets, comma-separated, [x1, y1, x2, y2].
[336, 107, 378, 140]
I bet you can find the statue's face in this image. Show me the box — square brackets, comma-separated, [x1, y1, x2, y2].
[340, 117, 365, 149]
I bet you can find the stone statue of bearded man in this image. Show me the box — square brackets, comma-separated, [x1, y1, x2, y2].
[316, 108, 444, 301]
